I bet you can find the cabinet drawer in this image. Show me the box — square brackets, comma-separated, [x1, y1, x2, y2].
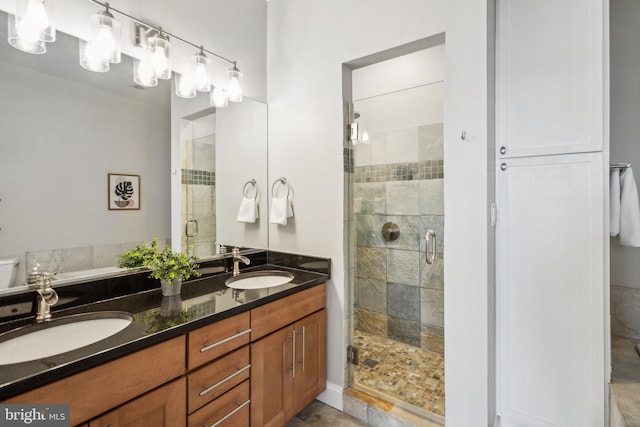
[187, 346, 250, 413]
[188, 380, 249, 427]
[188, 311, 251, 369]
[251, 283, 326, 341]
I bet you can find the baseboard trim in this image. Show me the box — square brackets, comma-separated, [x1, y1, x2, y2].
[316, 381, 343, 411]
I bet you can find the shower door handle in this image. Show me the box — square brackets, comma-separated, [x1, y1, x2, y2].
[185, 219, 198, 238]
[425, 230, 436, 265]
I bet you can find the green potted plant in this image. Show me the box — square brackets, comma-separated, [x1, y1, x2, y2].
[117, 239, 200, 296]
[116, 238, 159, 269]
[146, 246, 200, 296]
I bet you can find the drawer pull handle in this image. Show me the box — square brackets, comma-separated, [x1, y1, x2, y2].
[199, 364, 251, 397]
[200, 329, 251, 353]
[207, 399, 251, 427]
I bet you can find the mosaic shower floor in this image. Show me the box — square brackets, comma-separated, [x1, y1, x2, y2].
[352, 330, 445, 420]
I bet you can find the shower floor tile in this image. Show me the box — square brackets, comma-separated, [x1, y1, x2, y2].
[353, 330, 445, 419]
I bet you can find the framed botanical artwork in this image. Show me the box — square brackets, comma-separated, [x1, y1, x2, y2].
[108, 173, 140, 210]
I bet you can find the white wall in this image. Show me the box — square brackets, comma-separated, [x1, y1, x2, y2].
[610, 0, 640, 290]
[268, 1, 492, 424]
[0, 0, 267, 101]
[0, 59, 170, 285]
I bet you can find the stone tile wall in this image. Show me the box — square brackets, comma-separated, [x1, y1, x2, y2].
[352, 123, 444, 354]
[612, 285, 640, 340]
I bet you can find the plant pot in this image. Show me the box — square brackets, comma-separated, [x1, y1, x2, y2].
[160, 278, 182, 296]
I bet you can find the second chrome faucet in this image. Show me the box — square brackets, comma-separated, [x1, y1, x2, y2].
[232, 247, 250, 277]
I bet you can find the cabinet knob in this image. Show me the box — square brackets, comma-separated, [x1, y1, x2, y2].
[500, 146, 507, 155]
[501, 163, 507, 171]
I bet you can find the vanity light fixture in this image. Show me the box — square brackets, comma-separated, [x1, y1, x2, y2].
[8, 0, 55, 54]
[147, 30, 171, 80]
[79, 4, 121, 72]
[226, 63, 244, 102]
[192, 48, 211, 93]
[133, 49, 158, 87]
[210, 86, 228, 108]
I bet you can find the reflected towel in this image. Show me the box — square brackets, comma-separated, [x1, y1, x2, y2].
[610, 168, 621, 236]
[269, 196, 293, 226]
[619, 167, 640, 247]
[237, 197, 258, 223]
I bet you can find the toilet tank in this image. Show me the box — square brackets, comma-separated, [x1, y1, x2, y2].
[0, 257, 19, 289]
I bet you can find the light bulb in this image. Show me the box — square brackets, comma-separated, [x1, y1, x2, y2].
[361, 128, 370, 143]
[210, 86, 228, 108]
[92, 25, 115, 62]
[134, 54, 157, 87]
[228, 77, 241, 101]
[17, 0, 49, 43]
[194, 63, 209, 91]
[83, 41, 108, 71]
[175, 73, 195, 98]
[226, 64, 243, 102]
[152, 46, 168, 75]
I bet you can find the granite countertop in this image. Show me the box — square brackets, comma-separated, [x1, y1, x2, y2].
[611, 335, 640, 427]
[0, 251, 330, 400]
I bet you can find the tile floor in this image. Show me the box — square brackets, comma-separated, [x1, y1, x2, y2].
[284, 400, 366, 427]
[352, 330, 445, 419]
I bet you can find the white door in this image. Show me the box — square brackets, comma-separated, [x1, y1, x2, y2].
[496, 152, 604, 427]
[496, 0, 604, 158]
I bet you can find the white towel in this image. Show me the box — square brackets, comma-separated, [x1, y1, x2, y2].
[610, 168, 621, 236]
[269, 196, 293, 226]
[619, 167, 640, 247]
[237, 197, 258, 223]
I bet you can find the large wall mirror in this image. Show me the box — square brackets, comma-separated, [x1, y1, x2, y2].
[0, 11, 268, 291]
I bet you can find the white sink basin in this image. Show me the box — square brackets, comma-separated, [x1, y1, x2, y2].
[0, 311, 133, 365]
[225, 271, 294, 290]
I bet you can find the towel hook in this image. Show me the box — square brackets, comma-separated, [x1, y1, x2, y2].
[242, 179, 258, 199]
[271, 177, 290, 199]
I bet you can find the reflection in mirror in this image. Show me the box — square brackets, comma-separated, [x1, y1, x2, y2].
[171, 92, 268, 259]
[0, 11, 171, 291]
[0, 10, 269, 293]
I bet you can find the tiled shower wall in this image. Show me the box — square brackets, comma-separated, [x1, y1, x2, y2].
[181, 135, 216, 257]
[353, 123, 444, 354]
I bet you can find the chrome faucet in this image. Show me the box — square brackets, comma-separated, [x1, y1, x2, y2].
[35, 273, 58, 322]
[232, 247, 250, 277]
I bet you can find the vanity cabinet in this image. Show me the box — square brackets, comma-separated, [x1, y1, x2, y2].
[2, 283, 327, 427]
[250, 285, 326, 427]
[88, 378, 186, 427]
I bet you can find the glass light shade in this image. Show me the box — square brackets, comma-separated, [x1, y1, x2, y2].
[175, 73, 196, 99]
[148, 33, 171, 80]
[84, 9, 121, 66]
[210, 86, 228, 108]
[8, 13, 46, 54]
[8, 0, 55, 54]
[78, 39, 109, 72]
[192, 51, 211, 92]
[226, 64, 243, 102]
[133, 52, 158, 87]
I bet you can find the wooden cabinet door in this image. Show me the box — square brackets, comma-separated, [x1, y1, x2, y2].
[89, 378, 186, 427]
[293, 309, 326, 414]
[250, 326, 294, 427]
[496, 153, 604, 426]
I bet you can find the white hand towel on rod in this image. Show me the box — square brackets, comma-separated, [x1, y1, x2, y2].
[610, 168, 621, 236]
[237, 197, 258, 223]
[237, 179, 259, 223]
[619, 167, 640, 246]
[269, 177, 293, 226]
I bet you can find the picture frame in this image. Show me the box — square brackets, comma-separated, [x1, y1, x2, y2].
[108, 173, 140, 210]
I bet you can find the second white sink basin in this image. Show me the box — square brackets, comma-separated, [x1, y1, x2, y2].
[0, 311, 133, 365]
[225, 270, 294, 289]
